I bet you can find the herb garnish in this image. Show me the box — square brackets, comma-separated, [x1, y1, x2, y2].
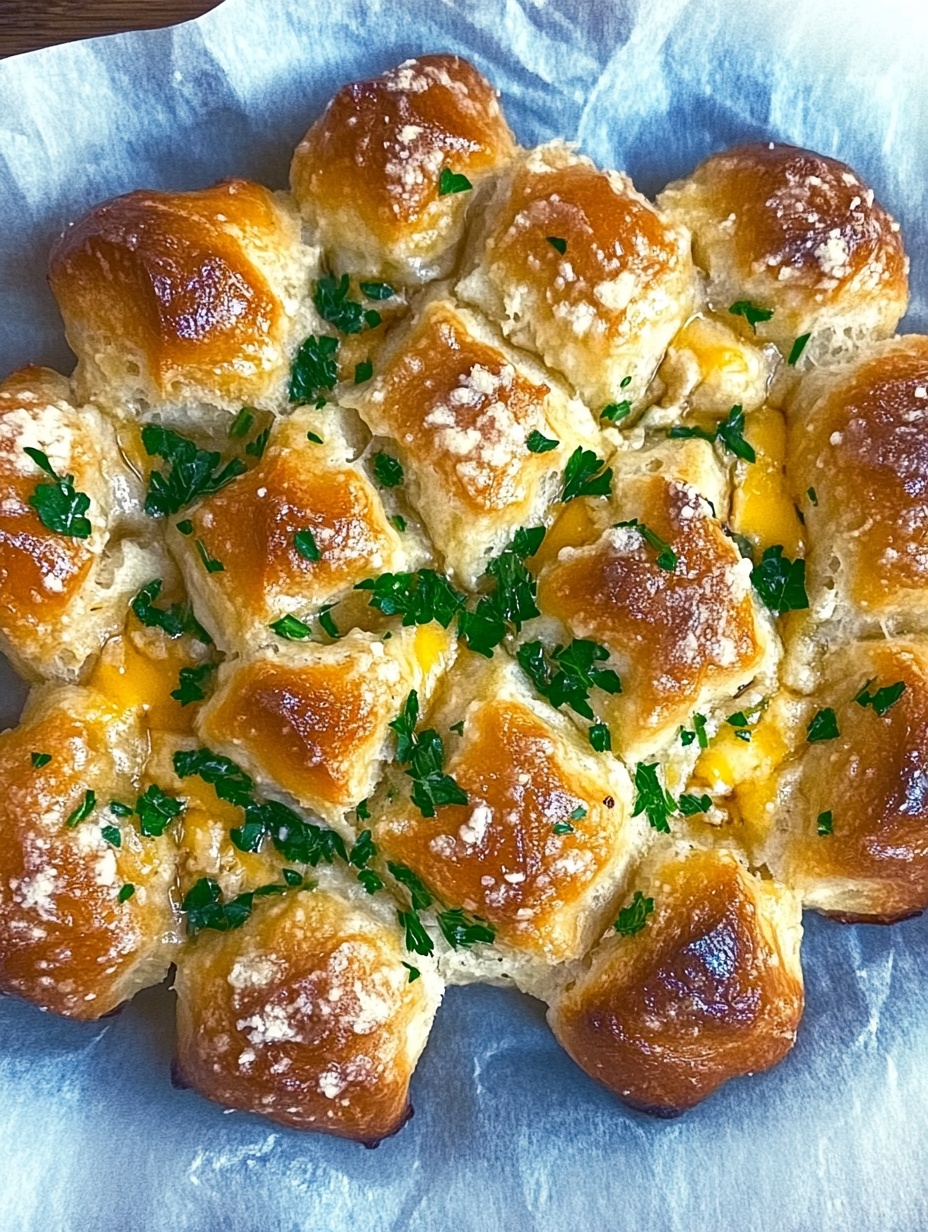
[389, 691, 469, 818]
[131, 579, 211, 644]
[526, 429, 559, 454]
[194, 538, 224, 573]
[817, 810, 833, 836]
[228, 407, 255, 439]
[245, 427, 270, 459]
[632, 763, 676, 833]
[356, 569, 466, 628]
[136, 784, 185, 837]
[181, 876, 293, 935]
[65, 789, 96, 829]
[438, 167, 472, 196]
[614, 518, 678, 571]
[313, 274, 381, 334]
[806, 707, 840, 743]
[289, 334, 340, 404]
[354, 360, 373, 384]
[680, 713, 709, 748]
[457, 530, 544, 657]
[517, 638, 621, 721]
[613, 890, 655, 936]
[669, 404, 756, 463]
[117, 884, 135, 903]
[561, 447, 613, 502]
[269, 613, 312, 640]
[678, 792, 712, 816]
[750, 546, 809, 613]
[788, 333, 811, 366]
[546, 236, 567, 254]
[854, 679, 906, 717]
[729, 300, 774, 332]
[24, 448, 92, 538]
[294, 528, 321, 562]
[360, 281, 395, 300]
[170, 661, 217, 707]
[30, 752, 51, 769]
[141, 425, 245, 517]
[372, 451, 404, 488]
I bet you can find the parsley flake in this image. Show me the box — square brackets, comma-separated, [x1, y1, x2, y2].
[289, 334, 339, 404]
[398, 908, 434, 956]
[356, 799, 371, 822]
[589, 722, 612, 752]
[517, 638, 621, 722]
[729, 300, 774, 332]
[817, 810, 833, 836]
[117, 884, 136, 903]
[388, 861, 434, 911]
[750, 545, 809, 614]
[354, 360, 373, 384]
[294, 528, 321, 561]
[680, 713, 709, 749]
[526, 429, 559, 454]
[601, 401, 632, 423]
[613, 890, 655, 936]
[670, 404, 756, 463]
[855, 679, 906, 717]
[317, 604, 339, 639]
[282, 868, 303, 887]
[108, 800, 134, 817]
[390, 514, 407, 533]
[546, 236, 567, 254]
[402, 962, 421, 982]
[373, 451, 404, 488]
[136, 784, 185, 837]
[65, 789, 96, 829]
[176, 519, 194, 536]
[458, 532, 543, 657]
[678, 792, 712, 816]
[181, 877, 289, 935]
[438, 167, 472, 196]
[788, 333, 811, 366]
[358, 869, 385, 894]
[170, 661, 217, 707]
[100, 825, 122, 847]
[30, 752, 51, 769]
[437, 908, 495, 949]
[141, 425, 245, 517]
[561, 447, 613, 502]
[807, 487, 818, 506]
[614, 518, 678, 571]
[349, 829, 376, 869]
[806, 707, 840, 743]
[569, 806, 587, 821]
[307, 431, 324, 445]
[356, 569, 465, 628]
[228, 407, 255, 439]
[245, 427, 270, 459]
[390, 692, 469, 818]
[131, 579, 211, 644]
[632, 763, 675, 833]
[24, 447, 92, 538]
[269, 614, 312, 640]
[313, 274, 382, 335]
[360, 281, 395, 301]
[553, 821, 574, 835]
[194, 538, 224, 573]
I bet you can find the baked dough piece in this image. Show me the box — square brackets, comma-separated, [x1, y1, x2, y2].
[767, 640, 928, 923]
[0, 685, 182, 1018]
[290, 55, 515, 285]
[658, 142, 908, 365]
[48, 180, 319, 414]
[372, 653, 639, 983]
[456, 141, 697, 415]
[168, 408, 422, 653]
[548, 846, 803, 1115]
[0, 366, 155, 682]
[536, 440, 775, 760]
[173, 867, 443, 1140]
[345, 296, 598, 587]
[196, 627, 451, 827]
[787, 337, 928, 634]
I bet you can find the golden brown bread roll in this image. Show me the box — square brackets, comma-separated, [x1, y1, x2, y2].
[167, 407, 425, 653]
[658, 142, 908, 365]
[372, 652, 639, 986]
[0, 365, 157, 682]
[787, 336, 928, 635]
[290, 55, 515, 285]
[548, 846, 803, 1115]
[48, 180, 319, 414]
[766, 640, 928, 923]
[456, 141, 697, 415]
[535, 440, 776, 760]
[173, 872, 443, 1141]
[0, 685, 182, 1018]
[196, 627, 452, 827]
[344, 295, 599, 587]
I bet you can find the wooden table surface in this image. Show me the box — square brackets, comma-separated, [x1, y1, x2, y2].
[0, 0, 221, 58]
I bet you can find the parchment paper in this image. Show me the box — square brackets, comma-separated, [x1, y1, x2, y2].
[1, 2, 928, 1229]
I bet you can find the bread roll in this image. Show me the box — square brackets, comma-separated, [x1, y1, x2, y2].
[0, 685, 182, 1018]
[457, 141, 697, 415]
[0, 366, 156, 682]
[548, 846, 803, 1115]
[290, 55, 516, 285]
[344, 295, 599, 587]
[173, 870, 443, 1140]
[48, 180, 319, 414]
[658, 142, 908, 365]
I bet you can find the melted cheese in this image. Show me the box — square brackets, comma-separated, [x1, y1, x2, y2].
[90, 618, 206, 734]
[731, 408, 804, 556]
[675, 316, 752, 384]
[530, 499, 599, 573]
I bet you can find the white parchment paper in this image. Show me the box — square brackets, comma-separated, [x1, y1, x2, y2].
[1, 2, 928, 1228]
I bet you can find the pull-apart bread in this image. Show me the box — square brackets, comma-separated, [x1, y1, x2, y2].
[0, 53, 920, 1137]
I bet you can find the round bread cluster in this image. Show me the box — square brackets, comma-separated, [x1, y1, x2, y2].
[0, 53, 922, 1139]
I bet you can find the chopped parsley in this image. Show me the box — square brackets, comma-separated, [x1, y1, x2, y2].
[788, 333, 811, 366]
[517, 638, 621, 722]
[729, 300, 774, 332]
[65, 789, 96, 829]
[402, 962, 421, 982]
[131, 579, 211, 644]
[117, 884, 136, 903]
[601, 400, 631, 423]
[457, 531, 543, 657]
[390, 514, 407, 533]
[511, 525, 546, 558]
[670, 404, 756, 463]
[570, 806, 587, 821]
[854, 679, 906, 717]
[294, 528, 321, 562]
[398, 908, 434, 956]
[228, 407, 255, 438]
[30, 752, 51, 769]
[360, 281, 395, 301]
[358, 870, 385, 894]
[680, 713, 709, 749]
[136, 784, 184, 837]
[356, 799, 371, 822]
[141, 425, 245, 517]
[390, 691, 469, 818]
[24, 447, 92, 538]
[614, 518, 678, 571]
[526, 429, 559, 454]
[437, 908, 495, 949]
[750, 546, 809, 613]
[349, 829, 377, 870]
[806, 707, 840, 743]
[170, 661, 217, 706]
[613, 890, 654, 936]
[553, 821, 574, 835]
[354, 360, 373, 384]
[438, 167, 472, 196]
[289, 334, 340, 404]
[173, 747, 255, 808]
[632, 763, 676, 833]
[449, 721, 465, 736]
[100, 825, 122, 847]
[561, 447, 613, 502]
[807, 487, 818, 506]
[282, 868, 304, 887]
[817, 810, 833, 836]
[307, 431, 324, 445]
[314, 274, 382, 334]
[356, 569, 465, 628]
[245, 427, 270, 459]
[181, 876, 291, 935]
[678, 792, 712, 816]
[388, 862, 433, 911]
[546, 236, 567, 254]
[194, 538, 224, 573]
[589, 723, 611, 752]
[269, 613, 312, 640]
[372, 451, 404, 488]
[317, 604, 339, 639]
[176, 519, 194, 536]
[108, 800, 134, 817]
